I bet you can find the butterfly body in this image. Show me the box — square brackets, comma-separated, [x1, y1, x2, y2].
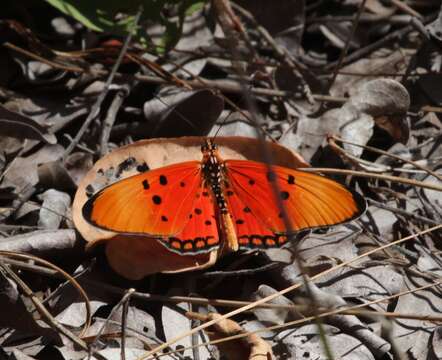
[83, 139, 366, 255]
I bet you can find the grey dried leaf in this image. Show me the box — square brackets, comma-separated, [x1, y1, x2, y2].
[426, 9, 442, 43]
[0, 229, 80, 256]
[317, 264, 404, 311]
[104, 304, 156, 341]
[173, 9, 213, 76]
[237, 0, 305, 55]
[56, 301, 105, 328]
[3, 144, 65, 193]
[319, 22, 359, 50]
[162, 302, 213, 359]
[331, 50, 410, 98]
[51, 17, 75, 36]
[144, 89, 224, 137]
[252, 284, 298, 325]
[275, 324, 375, 360]
[210, 111, 258, 138]
[64, 152, 94, 186]
[364, 204, 398, 238]
[0, 104, 56, 144]
[281, 79, 409, 160]
[37, 160, 77, 193]
[37, 189, 71, 230]
[0, 276, 60, 340]
[349, 79, 410, 118]
[422, 170, 442, 209]
[431, 326, 442, 359]
[391, 273, 442, 359]
[84, 348, 146, 360]
[295, 282, 390, 358]
[3, 88, 89, 134]
[10, 349, 37, 360]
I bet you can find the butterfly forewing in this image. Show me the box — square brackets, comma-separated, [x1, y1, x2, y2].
[224, 160, 365, 246]
[83, 161, 202, 236]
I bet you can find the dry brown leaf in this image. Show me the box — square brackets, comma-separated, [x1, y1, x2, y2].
[188, 312, 273, 360]
[73, 136, 308, 279]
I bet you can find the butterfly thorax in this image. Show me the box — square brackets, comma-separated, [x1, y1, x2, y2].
[201, 140, 229, 214]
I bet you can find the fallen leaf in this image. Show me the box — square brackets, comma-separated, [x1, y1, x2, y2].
[275, 324, 375, 360]
[188, 311, 273, 360]
[37, 189, 71, 230]
[391, 272, 442, 359]
[0, 104, 56, 144]
[281, 79, 410, 161]
[73, 136, 308, 278]
[143, 89, 224, 137]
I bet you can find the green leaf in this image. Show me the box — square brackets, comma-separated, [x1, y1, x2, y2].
[44, 0, 208, 53]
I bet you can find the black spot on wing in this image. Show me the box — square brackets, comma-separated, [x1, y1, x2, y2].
[159, 175, 167, 185]
[152, 195, 162, 205]
[288, 174, 295, 184]
[142, 179, 149, 190]
[280, 191, 290, 200]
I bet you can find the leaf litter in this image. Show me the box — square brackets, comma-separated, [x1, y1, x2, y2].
[0, 1, 441, 359]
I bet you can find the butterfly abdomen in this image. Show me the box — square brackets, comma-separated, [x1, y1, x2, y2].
[201, 151, 229, 214]
[201, 143, 240, 252]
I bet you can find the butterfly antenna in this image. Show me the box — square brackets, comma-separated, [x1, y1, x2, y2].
[211, 107, 236, 143]
[152, 94, 201, 133]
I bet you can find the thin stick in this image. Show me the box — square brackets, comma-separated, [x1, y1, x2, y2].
[0, 260, 106, 360]
[99, 85, 130, 156]
[299, 167, 442, 192]
[140, 225, 441, 358]
[121, 288, 136, 360]
[139, 225, 442, 360]
[324, 12, 437, 70]
[144, 275, 442, 359]
[331, 135, 442, 181]
[61, 6, 143, 161]
[326, 0, 368, 92]
[389, 0, 423, 19]
[368, 198, 439, 226]
[0, 251, 91, 336]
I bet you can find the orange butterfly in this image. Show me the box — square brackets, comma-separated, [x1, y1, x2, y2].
[83, 139, 366, 255]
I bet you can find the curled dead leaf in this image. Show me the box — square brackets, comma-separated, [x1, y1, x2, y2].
[73, 136, 308, 279]
[0, 104, 57, 144]
[283, 78, 410, 160]
[187, 312, 273, 360]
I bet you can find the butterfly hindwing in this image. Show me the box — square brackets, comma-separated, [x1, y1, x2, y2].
[159, 184, 220, 254]
[224, 160, 365, 248]
[223, 185, 289, 249]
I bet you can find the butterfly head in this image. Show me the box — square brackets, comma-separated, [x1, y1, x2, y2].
[201, 139, 218, 155]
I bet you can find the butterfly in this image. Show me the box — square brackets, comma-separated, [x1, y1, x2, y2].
[83, 139, 366, 255]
